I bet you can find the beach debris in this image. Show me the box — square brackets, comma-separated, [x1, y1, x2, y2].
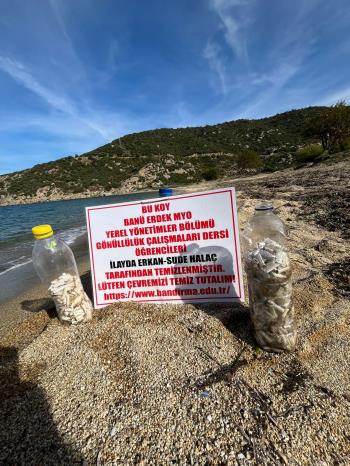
[96, 450, 103, 466]
[110, 426, 118, 437]
[49, 272, 93, 324]
[246, 238, 296, 352]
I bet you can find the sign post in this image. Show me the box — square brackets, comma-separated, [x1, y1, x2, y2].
[86, 188, 244, 308]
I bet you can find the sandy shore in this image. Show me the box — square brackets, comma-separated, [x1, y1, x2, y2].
[0, 258, 91, 339]
[1, 161, 349, 465]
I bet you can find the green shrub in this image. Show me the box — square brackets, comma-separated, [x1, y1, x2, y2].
[201, 168, 218, 181]
[236, 150, 263, 170]
[339, 137, 350, 151]
[295, 144, 323, 163]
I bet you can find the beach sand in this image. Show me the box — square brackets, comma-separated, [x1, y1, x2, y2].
[0, 258, 91, 339]
[1, 161, 349, 465]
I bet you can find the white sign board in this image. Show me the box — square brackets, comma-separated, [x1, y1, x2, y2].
[86, 188, 244, 308]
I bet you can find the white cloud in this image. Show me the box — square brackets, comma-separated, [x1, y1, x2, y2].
[236, 65, 302, 118]
[203, 42, 228, 94]
[209, 0, 249, 61]
[0, 52, 202, 174]
[203, 0, 325, 119]
[0, 55, 119, 140]
[0, 56, 74, 114]
[204, 0, 252, 94]
[48, 0, 82, 67]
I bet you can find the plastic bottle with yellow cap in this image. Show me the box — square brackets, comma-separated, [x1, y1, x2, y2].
[32, 224, 93, 324]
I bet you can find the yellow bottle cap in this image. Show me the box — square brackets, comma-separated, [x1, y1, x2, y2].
[32, 224, 54, 239]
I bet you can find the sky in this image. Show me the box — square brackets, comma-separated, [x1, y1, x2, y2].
[0, 0, 350, 174]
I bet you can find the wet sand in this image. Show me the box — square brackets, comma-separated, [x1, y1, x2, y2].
[0, 257, 91, 339]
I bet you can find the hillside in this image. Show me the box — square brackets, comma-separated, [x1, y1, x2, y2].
[0, 106, 334, 204]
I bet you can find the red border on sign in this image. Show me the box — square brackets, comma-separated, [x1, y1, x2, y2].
[87, 189, 242, 306]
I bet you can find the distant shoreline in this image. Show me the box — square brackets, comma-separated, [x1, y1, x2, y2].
[0, 187, 147, 207]
[0, 180, 207, 207]
[0, 172, 251, 207]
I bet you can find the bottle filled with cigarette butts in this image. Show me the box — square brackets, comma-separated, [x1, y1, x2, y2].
[32, 225, 93, 325]
[242, 205, 296, 352]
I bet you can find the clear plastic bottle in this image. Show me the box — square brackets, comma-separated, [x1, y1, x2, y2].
[242, 205, 296, 352]
[32, 224, 93, 324]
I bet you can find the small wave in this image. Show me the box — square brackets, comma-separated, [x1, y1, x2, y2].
[5, 255, 28, 265]
[0, 225, 87, 277]
[0, 258, 32, 276]
[57, 226, 87, 245]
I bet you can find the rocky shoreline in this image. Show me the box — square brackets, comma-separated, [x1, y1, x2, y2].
[1, 156, 347, 208]
[0, 186, 140, 207]
[0, 153, 256, 206]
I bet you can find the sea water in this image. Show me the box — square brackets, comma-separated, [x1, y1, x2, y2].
[0, 192, 157, 303]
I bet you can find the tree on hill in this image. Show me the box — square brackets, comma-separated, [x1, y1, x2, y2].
[306, 101, 350, 153]
[236, 150, 263, 170]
